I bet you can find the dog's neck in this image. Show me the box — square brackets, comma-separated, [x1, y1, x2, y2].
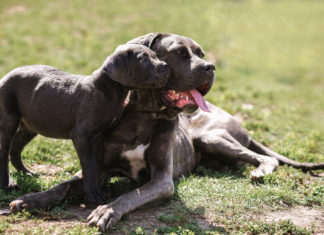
[132, 89, 181, 120]
[91, 68, 129, 105]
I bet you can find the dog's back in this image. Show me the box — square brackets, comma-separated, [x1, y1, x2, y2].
[0, 65, 86, 138]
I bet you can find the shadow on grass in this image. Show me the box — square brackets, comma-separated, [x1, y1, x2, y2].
[103, 175, 229, 234]
[0, 166, 245, 234]
[2, 165, 317, 234]
[0, 172, 43, 207]
[100, 166, 246, 234]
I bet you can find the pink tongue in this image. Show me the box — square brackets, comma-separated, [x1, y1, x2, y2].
[189, 89, 211, 112]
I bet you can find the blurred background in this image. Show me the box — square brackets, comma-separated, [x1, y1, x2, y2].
[0, 0, 323, 233]
[1, 0, 323, 157]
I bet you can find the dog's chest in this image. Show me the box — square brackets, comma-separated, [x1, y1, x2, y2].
[121, 144, 149, 180]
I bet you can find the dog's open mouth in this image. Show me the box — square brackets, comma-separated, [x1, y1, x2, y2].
[161, 83, 211, 112]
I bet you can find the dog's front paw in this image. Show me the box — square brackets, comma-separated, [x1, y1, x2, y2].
[87, 204, 123, 231]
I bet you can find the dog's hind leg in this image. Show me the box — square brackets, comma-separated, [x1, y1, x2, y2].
[10, 171, 84, 212]
[9, 123, 37, 175]
[249, 139, 324, 170]
[193, 129, 279, 180]
[0, 112, 20, 191]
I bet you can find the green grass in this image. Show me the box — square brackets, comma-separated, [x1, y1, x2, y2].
[1, 0, 324, 234]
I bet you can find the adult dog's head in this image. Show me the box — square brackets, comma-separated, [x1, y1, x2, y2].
[128, 33, 215, 115]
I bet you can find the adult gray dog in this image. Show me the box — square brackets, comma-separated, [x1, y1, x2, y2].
[9, 33, 324, 231]
[0, 44, 170, 204]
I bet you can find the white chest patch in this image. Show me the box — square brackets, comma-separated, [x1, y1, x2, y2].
[122, 144, 149, 179]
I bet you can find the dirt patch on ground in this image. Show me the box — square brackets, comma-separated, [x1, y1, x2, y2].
[261, 206, 324, 234]
[67, 204, 217, 234]
[30, 164, 63, 180]
[2, 204, 323, 234]
[6, 5, 27, 15]
[0, 208, 10, 216]
[64, 204, 94, 220]
[4, 219, 87, 235]
[109, 205, 221, 234]
[0, 205, 92, 235]
[31, 164, 62, 176]
[115, 206, 168, 234]
[1, 204, 168, 234]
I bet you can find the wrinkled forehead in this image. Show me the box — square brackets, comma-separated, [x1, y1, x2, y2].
[115, 44, 157, 57]
[161, 35, 205, 55]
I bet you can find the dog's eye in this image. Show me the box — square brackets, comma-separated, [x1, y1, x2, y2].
[176, 50, 188, 58]
[140, 57, 148, 64]
[194, 49, 204, 58]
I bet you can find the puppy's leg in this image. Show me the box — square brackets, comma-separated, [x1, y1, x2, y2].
[71, 131, 105, 204]
[0, 113, 19, 191]
[10, 171, 84, 212]
[9, 123, 37, 175]
[193, 129, 279, 180]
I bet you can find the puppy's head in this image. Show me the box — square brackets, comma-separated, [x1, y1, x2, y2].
[102, 44, 170, 88]
[128, 33, 215, 113]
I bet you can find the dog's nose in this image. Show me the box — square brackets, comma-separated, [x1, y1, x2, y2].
[162, 64, 171, 78]
[158, 63, 171, 78]
[154, 63, 170, 87]
[202, 63, 215, 72]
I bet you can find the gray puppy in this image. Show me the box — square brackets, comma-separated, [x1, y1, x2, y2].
[0, 44, 170, 203]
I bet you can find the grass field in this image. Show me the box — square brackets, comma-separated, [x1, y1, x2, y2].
[0, 0, 324, 234]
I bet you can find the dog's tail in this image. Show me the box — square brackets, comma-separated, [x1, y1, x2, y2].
[248, 139, 324, 170]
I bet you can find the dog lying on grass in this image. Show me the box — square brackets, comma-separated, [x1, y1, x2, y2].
[0, 44, 170, 204]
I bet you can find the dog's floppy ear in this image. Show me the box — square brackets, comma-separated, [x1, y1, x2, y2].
[127, 33, 166, 49]
[103, 48, 132, 86]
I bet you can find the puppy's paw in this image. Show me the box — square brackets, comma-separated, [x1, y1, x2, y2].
[9, 191, 51, 213]
[9, 199, 28, 213]
[25, 170, 39, 178]
[87, 204, 122, 231]
[1, 177, 19, 192]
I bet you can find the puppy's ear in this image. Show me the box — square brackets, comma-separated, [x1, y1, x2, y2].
[103, 50, 132, 86]
[127, 33, 166, 49]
